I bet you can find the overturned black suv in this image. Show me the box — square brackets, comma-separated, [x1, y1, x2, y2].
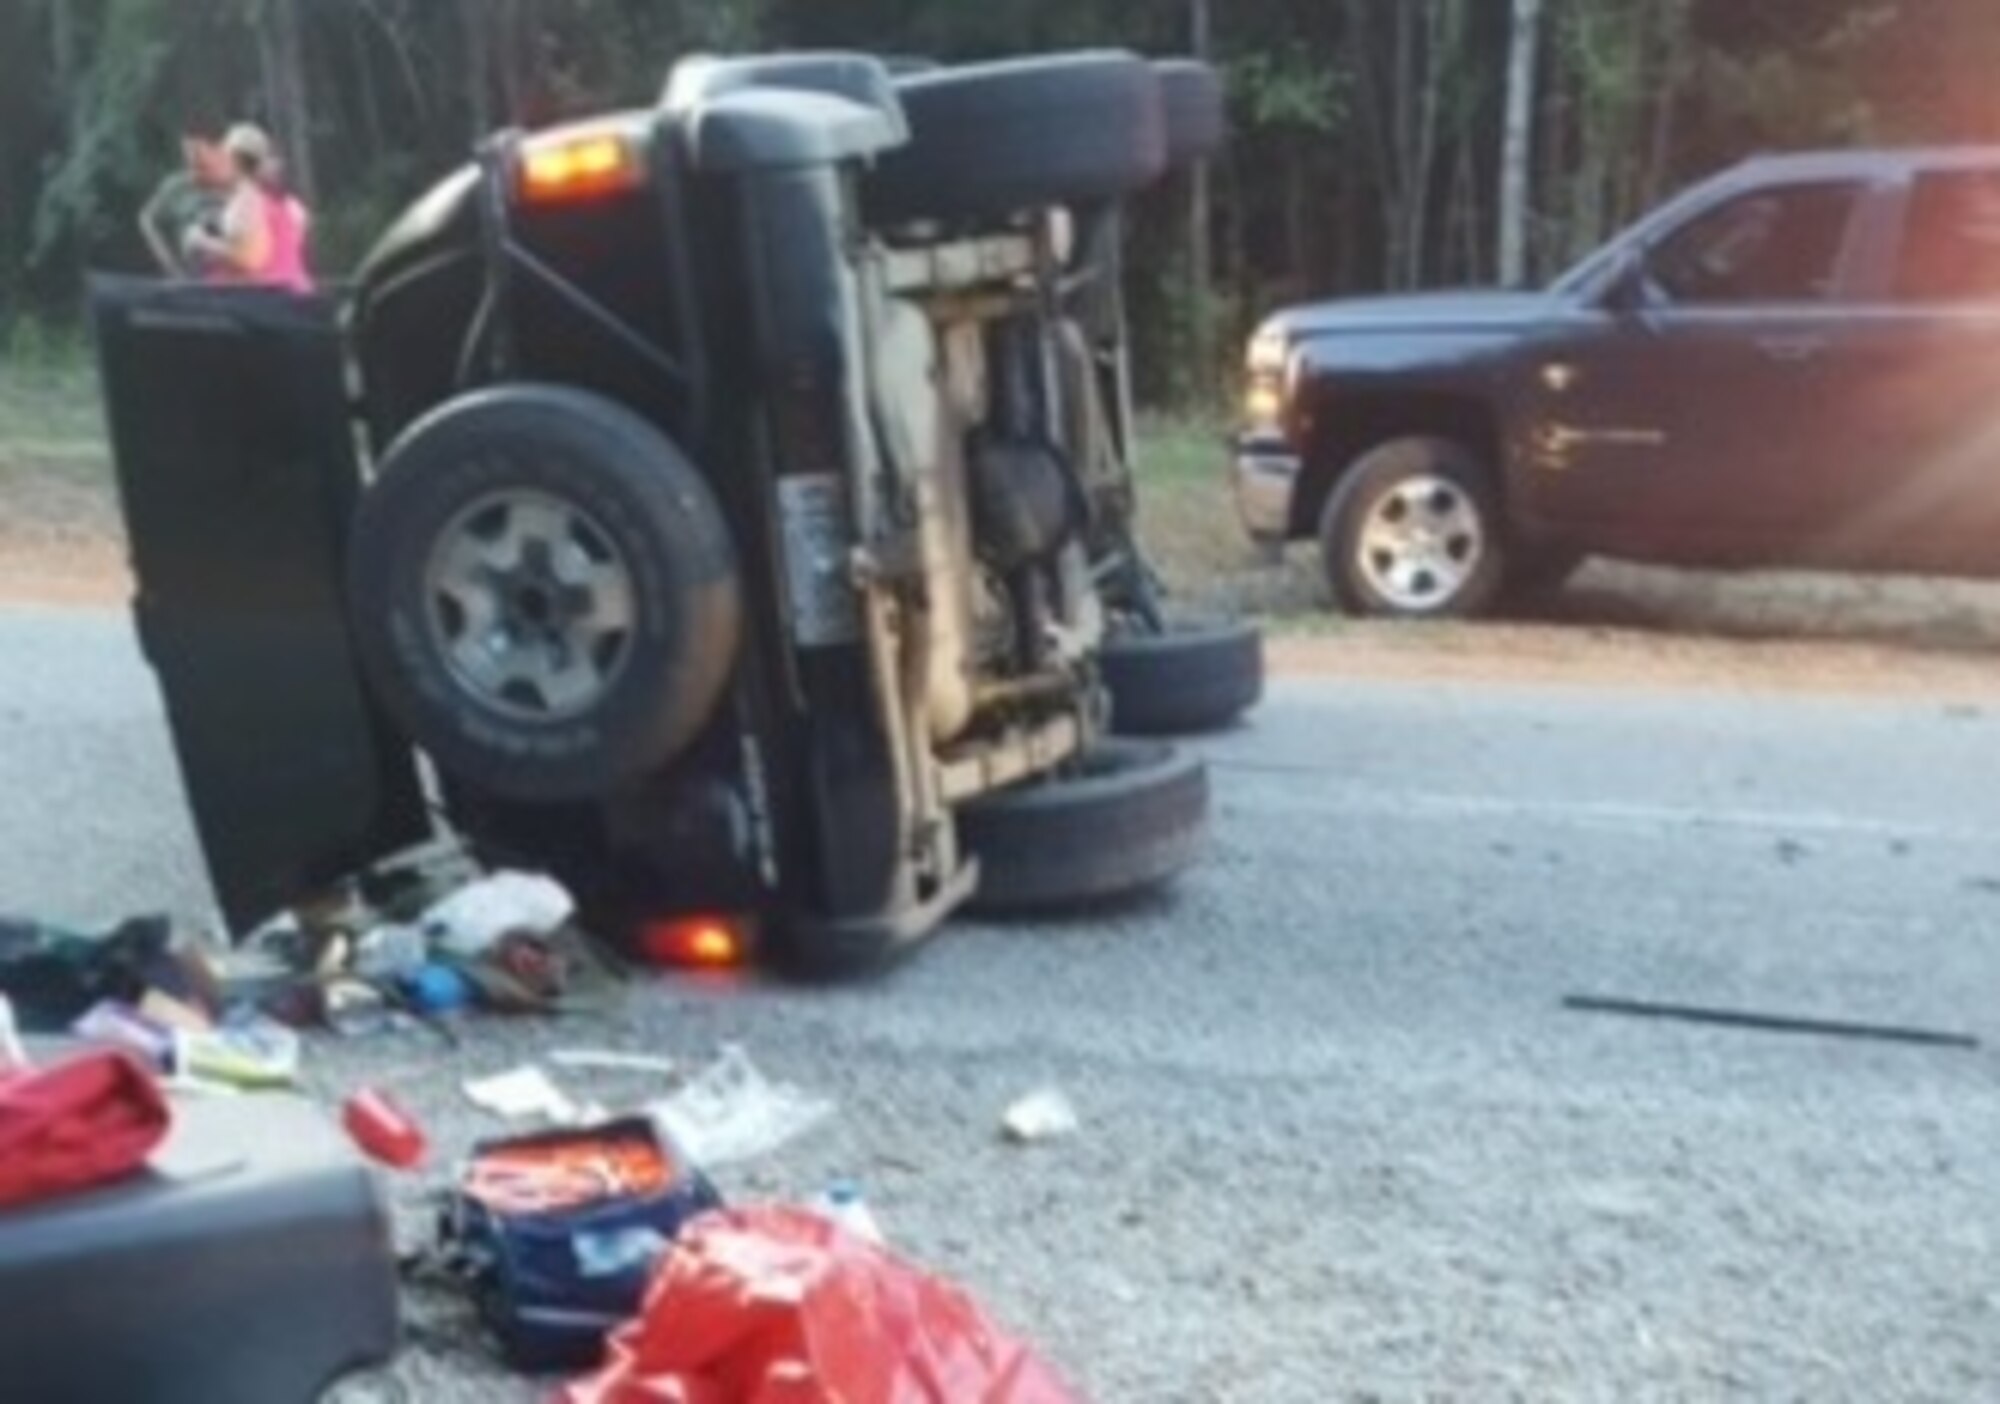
[91, 51, 1258, 975]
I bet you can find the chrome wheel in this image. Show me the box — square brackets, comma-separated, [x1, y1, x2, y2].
[423, 488, 638, 722]
[1355, 474, 1487, 612]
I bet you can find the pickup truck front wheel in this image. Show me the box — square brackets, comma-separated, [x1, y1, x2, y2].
[1319, 436, 1506, 618]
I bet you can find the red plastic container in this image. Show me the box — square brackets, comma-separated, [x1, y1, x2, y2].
[341, 1087, 428, 1171]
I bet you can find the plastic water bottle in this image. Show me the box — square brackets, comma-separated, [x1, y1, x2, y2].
[812, 1179, 884, 1245]
[0, 994, 24, 1074]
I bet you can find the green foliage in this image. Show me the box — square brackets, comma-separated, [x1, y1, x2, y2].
[30, 0, 175, 272]
[9, 0, 2000, 401]
[1230, 45, 1349, 134]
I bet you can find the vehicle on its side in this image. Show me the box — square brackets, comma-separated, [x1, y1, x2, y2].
[1235, 147, 2000, 617]
[92, 50, 1250, 978]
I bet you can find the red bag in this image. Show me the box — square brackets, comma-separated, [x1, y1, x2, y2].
[558, 1206, 1082, 1404]
[0, 1051, 172, 1210]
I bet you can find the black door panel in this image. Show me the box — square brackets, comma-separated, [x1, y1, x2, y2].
[90, 277, 430, 933]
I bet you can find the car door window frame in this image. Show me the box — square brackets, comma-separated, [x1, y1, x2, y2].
[1633, 176, 1880, 315]
[1877, 161, 2000, 308]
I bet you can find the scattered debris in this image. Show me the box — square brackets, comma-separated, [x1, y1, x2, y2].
[73, 1001, 175, 1069]
[550, 1049, 678, 1077]
[420, 871, 576, 959]
[1001, 1087, 1080, 1144]
[0, 914, 210, 1033]
[342, 1087, 430, 1171]
[0, 1049, 173, 1210]
[443, 1118, 723, 1372]
[809, 1179, 886, 1244]
[352, 923, 429, 984]
[463, 1065, 583, 1124]
[559, 1207, 1080, 1403]
[175, 1018, 302, 1090]
[1563, 994, 1981, 1050]
[648, 1044, 833, 1166]
[0, 994, 24, 1071]
[401, 963, 475, 1016]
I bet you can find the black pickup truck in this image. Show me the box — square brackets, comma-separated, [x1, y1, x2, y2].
[1234, 147, 2000, 616]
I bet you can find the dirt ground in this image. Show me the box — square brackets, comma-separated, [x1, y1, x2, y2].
[10, 414, 2000, 697]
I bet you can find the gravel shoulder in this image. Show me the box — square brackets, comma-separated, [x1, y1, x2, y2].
[6, 415, 2000, 1400]
[2, 611, 1997, 1402]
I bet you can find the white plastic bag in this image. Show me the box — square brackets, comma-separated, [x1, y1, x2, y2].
[649, 1045, 833, 1166]
[421, 872, 575, 958]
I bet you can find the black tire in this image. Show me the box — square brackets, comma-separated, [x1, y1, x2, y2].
[1156, 59, 1226, 167]
[1102, 621, 1264, 736]
[959, 739, 1209, 914]
[348, 385, 742, 803]
[868, 52, 1167, 228]
[1319, 436, 1507, 619]
[662, 51, 901, 119]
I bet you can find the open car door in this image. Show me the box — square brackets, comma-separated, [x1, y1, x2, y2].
[89, 277, 430, 934]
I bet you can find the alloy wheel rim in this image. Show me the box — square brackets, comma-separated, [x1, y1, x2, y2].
[1355, 473, 1486, 611]
[422, 488, 639, 722]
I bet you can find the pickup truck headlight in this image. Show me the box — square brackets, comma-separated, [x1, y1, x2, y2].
[1243, 328, 1290, 431]
[1246, 328, 1289, 376]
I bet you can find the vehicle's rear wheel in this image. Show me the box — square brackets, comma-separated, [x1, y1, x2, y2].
[867, 52, 1167, 228]
[958, 739, 1209, 914]
[1101, 621, 1264, 736]
[1319, 436, 1506, 618]
[347, 385, 742, 803]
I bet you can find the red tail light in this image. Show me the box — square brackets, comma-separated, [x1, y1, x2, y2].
[640, 915, 752, 970]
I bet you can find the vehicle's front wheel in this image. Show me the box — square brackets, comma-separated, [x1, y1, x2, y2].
[1319, 436, 1506, 618]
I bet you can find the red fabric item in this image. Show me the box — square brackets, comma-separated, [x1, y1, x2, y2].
[558, 1207, 1083, 1404]
[0, 1052, 172, 1210]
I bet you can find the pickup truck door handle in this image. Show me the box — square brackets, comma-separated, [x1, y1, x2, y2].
[1758, 335, 1827, 364]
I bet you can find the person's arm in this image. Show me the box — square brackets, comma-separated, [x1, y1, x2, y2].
[138, 173, 192, 275]
[186, 186, 271, 276]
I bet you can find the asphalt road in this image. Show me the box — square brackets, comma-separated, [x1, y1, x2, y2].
[3, 606, 1997, 1403]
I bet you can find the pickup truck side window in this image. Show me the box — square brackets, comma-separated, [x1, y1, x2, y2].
[1896, 169, 2000, 302]
[1647, 182, 1861, 306]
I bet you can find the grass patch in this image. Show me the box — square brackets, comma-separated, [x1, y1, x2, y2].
[0, 351, 110, 481]
[0, 362, 1325, 622]
[1132, 414, 1324, 624]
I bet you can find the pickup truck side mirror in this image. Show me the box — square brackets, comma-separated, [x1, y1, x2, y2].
[1600, 249, 1655, 316]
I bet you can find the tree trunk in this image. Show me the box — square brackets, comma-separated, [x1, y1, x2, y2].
[1187, 0, 1216, 384]
[257, 0, 317, 202]
[459, 0, 492, 141]
[1499, 0, 1542, 286]
[1643, 2, 1688, 209]
[50, 0, 81, 147]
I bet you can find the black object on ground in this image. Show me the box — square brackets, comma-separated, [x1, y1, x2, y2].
[0, 1089, 398, 1404]
[1563, 995, 1982, 1050]
[0, 916, 183, 1031]
[440, 1117, 722, 1373]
